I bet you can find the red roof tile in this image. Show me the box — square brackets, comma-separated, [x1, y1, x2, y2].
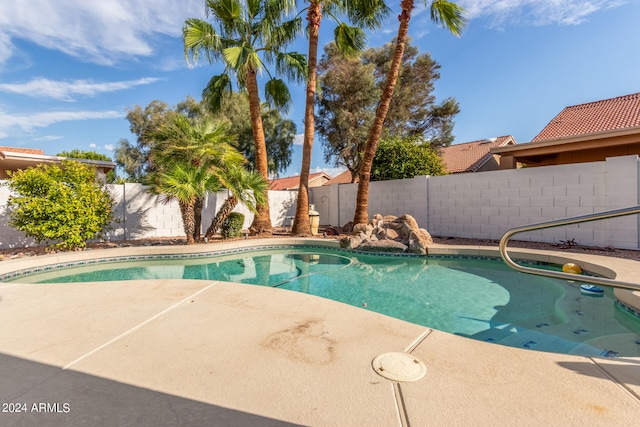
[533, 92, 640, 142]
[0, 146, 45, 155]
[440, 136, 516, 173]
[268, 172, 332, 190]
[323, 170, 357, 185]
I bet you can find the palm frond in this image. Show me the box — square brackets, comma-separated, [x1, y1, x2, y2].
[345, 0, 390, 29]
[334, 24, 367, 57]
[264, 78, 292, 112]
[183, 19, 223, 64]
[275, 52, 307, 84]
[430, 0, 467, 37]
[203, 74, 233, 113]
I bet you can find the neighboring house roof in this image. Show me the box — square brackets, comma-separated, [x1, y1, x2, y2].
[533, 92, 640, 142]
[268, 172, 333, 190]
[0, 146, 115, 181]
[323, 170, 357, 185]
[492, 92, 640, 168]
[440, 136, 517, 173]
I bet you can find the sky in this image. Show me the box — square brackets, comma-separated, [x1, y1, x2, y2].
[0, 0, 639, 179]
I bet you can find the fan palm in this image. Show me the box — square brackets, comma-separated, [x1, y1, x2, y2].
[292, 0, 389, 236]
[148, 115, 244, 243]
[353, 0, 466, 225]
[184, 0, 307, 236]
[153, 164, 221, 244]
[204, 166, 267, 238]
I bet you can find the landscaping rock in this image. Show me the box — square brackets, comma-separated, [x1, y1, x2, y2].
[358, 239, 408, 253]
[409, 228, 433, 255]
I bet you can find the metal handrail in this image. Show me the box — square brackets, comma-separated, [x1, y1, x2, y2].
[499, 205, 640, 291]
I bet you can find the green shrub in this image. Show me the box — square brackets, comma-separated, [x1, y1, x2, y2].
[221, 212, 244, 239]
[6, 160, 114, 250]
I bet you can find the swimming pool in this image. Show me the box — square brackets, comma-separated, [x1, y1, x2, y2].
[6, 247, 640, 357]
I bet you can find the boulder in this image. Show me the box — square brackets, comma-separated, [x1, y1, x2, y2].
[358, 239, 408, 253]
[339, 235, 362, 250]
[409, 228, 433, 255]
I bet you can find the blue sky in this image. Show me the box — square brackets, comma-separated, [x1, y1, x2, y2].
[0, 0, 638, 179]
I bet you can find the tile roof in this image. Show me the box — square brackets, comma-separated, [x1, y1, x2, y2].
[0, 146, 45, 155]
[323, 170, 357, 185]
[440, 136, 516, 173]
[268, 172, 332, 190]
[533, 92, 640, 142]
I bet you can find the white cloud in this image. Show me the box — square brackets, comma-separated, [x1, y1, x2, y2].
[0, 0, 204, 66]
[34, 135, 62, 141]
[0, 77, 161, 101]
[293, 133, 304, 146]
[89, 143, 97, 148]
[104, 144, 114, 151]
[0, 110, 123, 136]
[458, 0, 626, 26]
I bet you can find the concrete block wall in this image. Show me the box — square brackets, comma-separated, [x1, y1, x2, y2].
[427, 155, 639, 249]
[309, 175, 429, 227]
[0, 181, 299, 249]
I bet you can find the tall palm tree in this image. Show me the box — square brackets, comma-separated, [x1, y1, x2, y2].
[353, 0, 465, 225]
[292, 0, 389, 236]
[204, 166, 267, 238]
[184, 0, 307, 236]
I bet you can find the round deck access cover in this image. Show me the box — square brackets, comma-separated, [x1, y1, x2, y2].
[371, 352, 426, 382]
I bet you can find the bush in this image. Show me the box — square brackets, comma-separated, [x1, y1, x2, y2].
[371, 136, 447, 181]
[6, 160, 114, 250]
[221, 212, 245, 239]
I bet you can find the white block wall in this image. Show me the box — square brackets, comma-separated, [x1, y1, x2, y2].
[0, 182, 298, 249]
[2, 155, 639, 250]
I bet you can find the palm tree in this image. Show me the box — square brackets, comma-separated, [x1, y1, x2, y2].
[205, 166, 267, 238]
[153, 164, 220, 244]
[183, 0, 307, 236]
[149, 115, 244, 243]
[353, 0, 465, 225]
[292, 0, 389, 236]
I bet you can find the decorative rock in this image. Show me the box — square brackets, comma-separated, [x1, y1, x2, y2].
[324, 226, 341, 236]
[409, 228, 433, 255]
[352, 223, 373, 236]
[342, 222, 354, 233]
[358, 239, 408, 253]
[340, 235, 363, 250]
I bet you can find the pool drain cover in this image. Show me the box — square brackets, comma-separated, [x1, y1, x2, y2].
[372, 352, 426, 382]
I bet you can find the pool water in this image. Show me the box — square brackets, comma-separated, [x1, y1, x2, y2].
[8, 248, 640, 357]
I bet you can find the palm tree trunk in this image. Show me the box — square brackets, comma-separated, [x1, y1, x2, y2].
[179, 200, 196, 245]
[205, 195, 239, 239]
[292, 2, 322, 236]
[353, 0, 414, 225]
[194, 197, 203, 242]
[246, 69, 273, 236]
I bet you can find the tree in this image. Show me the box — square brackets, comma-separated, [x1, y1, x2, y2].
[6, 160, 114, 250]
[57, 149, 117, 183]
[292, 0, 388, 236]
[204, 165, 267, 239]
[219, 92, 297, 176]
[362, 39, 460, 147]
[370, 136, 447, 181]
[353, 0, 466, 225]
[148, 115, 243, 244]
[316, 43, 381, 182]
[316, 39, 459, 182]
[183, 0, 307, 236]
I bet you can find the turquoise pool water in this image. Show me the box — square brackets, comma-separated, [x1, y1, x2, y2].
[7, 247, 640, 357]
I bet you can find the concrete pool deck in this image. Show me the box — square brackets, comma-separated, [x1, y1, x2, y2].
[1, 239, 639, 426]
